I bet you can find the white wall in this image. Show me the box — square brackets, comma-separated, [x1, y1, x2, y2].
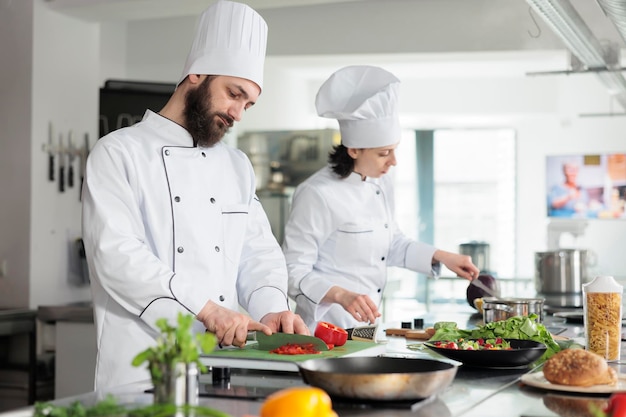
[0, 0, 33, 307]
[29, 1, 99, 306]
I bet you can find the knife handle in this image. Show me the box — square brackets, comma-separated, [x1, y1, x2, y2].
[59, 166, 65, 192]
[68, 165, 74, 188]
[48, 155, 54, 181]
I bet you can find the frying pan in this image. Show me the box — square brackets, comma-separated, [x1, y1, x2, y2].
[297, 356, 457, 401]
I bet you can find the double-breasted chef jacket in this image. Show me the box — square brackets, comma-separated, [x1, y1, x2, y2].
[283, 166, 440, 331]
[82, 110, 290, 390]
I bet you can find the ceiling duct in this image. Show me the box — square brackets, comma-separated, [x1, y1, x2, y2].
[526, 0, 626, 110]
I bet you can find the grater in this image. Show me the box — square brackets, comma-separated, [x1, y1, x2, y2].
[347, 324, 378, 342]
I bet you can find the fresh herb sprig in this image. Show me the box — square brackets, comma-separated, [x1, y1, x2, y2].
[131, 313, 217, 384]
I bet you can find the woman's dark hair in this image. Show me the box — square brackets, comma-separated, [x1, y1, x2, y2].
[328, 144, 354, 178]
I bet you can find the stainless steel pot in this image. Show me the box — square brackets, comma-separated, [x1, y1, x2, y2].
[482, 297, 545, 323]
[534, 249, 590, 294]
[297, 357, 457, 401]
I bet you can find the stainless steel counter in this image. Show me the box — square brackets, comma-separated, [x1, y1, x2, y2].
[0, 310, 616, 417]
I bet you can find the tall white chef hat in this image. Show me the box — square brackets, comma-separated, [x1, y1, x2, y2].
[315, 65, 401, 148]
[178, 0, 268, 91]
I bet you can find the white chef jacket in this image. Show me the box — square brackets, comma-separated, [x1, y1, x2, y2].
[82, 110, 290, 390]
[283, 166, 439, 331]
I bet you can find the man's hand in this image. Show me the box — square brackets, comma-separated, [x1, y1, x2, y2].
[324, 286, 381, 324]
[196, 301, 271, 348]
[433, 250, 480, 281]
[260, 311, 310, 335]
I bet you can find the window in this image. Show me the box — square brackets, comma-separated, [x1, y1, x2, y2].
[383, 128, 516, 318]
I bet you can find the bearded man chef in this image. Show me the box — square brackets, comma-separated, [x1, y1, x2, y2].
[283, 66, 480, 331]
[82, 0, 308, 390]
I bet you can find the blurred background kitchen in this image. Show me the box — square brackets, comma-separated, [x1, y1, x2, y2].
[1, 0, 625, 411]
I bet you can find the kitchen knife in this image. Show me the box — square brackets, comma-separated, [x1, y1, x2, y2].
[67, 131, 75, 188]
[253, 332, 330, 351]
[79, 133, 90, 201]
[48, 121, 55, 181]
[58, 133, 65, 193]
[470, 278, 500, 299]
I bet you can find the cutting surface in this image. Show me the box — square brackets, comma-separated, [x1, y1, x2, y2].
[204, 340, 377, 363]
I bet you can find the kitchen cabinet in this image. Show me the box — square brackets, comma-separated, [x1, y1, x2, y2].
[37, 303, 96, 399]
[0, 310, 36, 412]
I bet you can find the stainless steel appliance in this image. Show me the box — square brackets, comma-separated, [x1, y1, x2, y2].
[238, 129, 339, 191]
[238, 129, 339, 244]
[534, 248, 592, 309]
[534, 249, 590, 294]
[459, 241, 492, 274]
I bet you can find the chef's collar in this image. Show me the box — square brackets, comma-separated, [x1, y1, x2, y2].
[345, 171, 381, 184]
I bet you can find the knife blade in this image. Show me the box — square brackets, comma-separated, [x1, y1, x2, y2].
[470, 278, 500, 298]
[253, 332, 329, 351]
[67, 130, 75, 188]
[48, 122, 55, 181]
[58, 133, 65, 193]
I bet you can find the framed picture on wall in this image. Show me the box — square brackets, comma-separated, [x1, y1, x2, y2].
[546, 153, 626, 219]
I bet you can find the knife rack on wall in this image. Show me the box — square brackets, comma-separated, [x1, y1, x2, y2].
[41, 121, 90, 200]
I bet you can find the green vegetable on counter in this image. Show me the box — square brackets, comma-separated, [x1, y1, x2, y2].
[429, 314, 563, 362]
[33, 395, 231, 417]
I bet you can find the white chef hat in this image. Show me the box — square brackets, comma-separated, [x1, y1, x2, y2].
[178, 0, 268, 91]
[315, 65, 401, 148]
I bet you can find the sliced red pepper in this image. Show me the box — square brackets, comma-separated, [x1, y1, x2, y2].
[314, 322, 348, 347]
[269, 343, 321, 355]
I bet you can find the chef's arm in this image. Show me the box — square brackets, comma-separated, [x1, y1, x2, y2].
[82, 139, 182, 328]
[387, 222, 440, 277]
[432, 250, 479, 280]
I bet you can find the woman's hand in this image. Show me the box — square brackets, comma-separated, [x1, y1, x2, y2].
[433, 250, 480, 281]
[324, 286, 381, 324]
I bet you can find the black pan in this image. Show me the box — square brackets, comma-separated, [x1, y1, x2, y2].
[297, 356, 458, 401]
[423, 339, 547, 368]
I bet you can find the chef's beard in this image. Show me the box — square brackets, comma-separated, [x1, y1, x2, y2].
[184, 76, 233, 147]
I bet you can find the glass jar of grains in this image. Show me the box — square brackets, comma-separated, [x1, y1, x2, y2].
[583, 275, 623, 361]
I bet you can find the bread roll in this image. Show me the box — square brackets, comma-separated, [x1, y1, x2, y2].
[543, 348, 617, 387]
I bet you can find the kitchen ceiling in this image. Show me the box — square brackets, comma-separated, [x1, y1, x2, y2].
[45, 0, 626, 109]
[44, 0, 369, 21]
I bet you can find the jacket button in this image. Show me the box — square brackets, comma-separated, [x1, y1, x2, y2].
[164, 150, 170, 156]
[215, 246, 220, 252]
[202, 152, 206, 157]
[210, 197, 216, 204]
[174, 196, 180, 202]
[377, 288, 382, 293]
[376, 190, 380, 195]
[219, 295, 225, 302]
[384, 223, 388, 228]
[381, 256, 385, 261]
[177, 247, 184, 253]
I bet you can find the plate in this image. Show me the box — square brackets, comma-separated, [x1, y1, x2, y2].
[521, 372, 626, 394]
[423, 339, 547, 368]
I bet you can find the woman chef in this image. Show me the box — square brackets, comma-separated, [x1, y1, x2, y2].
[282, 66, 480, 331]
